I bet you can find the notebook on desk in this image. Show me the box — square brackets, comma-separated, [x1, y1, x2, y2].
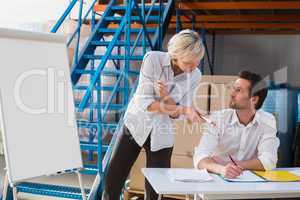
[222, 169, 300, 182]
[222, 170, 266, 182]
[254, 170, 300, 182]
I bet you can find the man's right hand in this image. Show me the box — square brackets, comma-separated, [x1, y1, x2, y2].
[222, 163, 243, 179]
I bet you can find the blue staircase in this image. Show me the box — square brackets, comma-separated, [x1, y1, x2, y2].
[1, 0, 174, 199]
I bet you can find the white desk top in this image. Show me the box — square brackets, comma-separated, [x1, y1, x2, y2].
[142, 168, 300, 199]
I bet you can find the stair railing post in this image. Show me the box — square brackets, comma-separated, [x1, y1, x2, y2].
[124, 0, 132, 106]
[74, 0, 84, 65]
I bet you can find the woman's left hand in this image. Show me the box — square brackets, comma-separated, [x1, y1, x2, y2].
[154, 80, 169, 99]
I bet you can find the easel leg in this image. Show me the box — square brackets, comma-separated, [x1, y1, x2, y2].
[157, 194, 162, 200]
[1, 171, 13, 200]
[12, 187, 17, 200]
[193, 194, 196, 200]
[1, 171, 8, 200]
[197, 193, 207, 200]
[77, 171, 87, 200]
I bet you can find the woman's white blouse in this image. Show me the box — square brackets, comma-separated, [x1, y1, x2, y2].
[124, 51, 202, 151]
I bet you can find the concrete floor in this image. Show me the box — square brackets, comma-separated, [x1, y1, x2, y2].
[0, 155, 96, 199]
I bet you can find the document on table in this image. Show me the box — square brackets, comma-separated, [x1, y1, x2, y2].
[254, 170, 300, 182]
[223, 170, 266, 182]
[168, 168, 213, 183]
[290, 169, 300, 177]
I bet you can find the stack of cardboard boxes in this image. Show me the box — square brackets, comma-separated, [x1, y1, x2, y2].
[125, 75, 237, 200]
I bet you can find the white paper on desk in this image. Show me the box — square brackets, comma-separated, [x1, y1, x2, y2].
[168, 168, 213, 183]
[224, 170, 266, 182]
[290, 169, 300, 176]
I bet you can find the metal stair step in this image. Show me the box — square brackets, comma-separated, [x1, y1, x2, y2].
[110, 5, 163, 11]
[98, 28, 156, 33]
[17, 182, 90, 199]
[77, 120, 118, 129]
[73, 85, 131, 92]
[104, 16, 159, 22]
[91, 40, 151, 46]
[73, 69, 139, 76]
[81, 165, 98, 175]
[94, 3, 166, 13]
[80, 141, 109, 152]
[83, 54, 144, 61]
[74, 102, 124, 111]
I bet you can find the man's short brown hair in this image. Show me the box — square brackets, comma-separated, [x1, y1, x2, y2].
[238, 70, 268, 110]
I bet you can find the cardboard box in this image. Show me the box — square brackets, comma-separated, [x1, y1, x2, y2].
[128, 150, 146, 191]
[172, 76, 237, 157]
[204, 76, 237, 112]
[193, 76, 210, 114]
[172, 120, 203, 157]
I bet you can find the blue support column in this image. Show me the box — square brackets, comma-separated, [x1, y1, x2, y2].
[176, 9, 182, 33]
[158, 0, 163, 50]
[96, 79, 102, 176]
[124, 0, 132, 106]
[88, 53, 96, 162]
[200, 28, 214, 75]
[142, 0, 146, 55]
[192, 15, 196, 31]
[199, 28, 205, 73]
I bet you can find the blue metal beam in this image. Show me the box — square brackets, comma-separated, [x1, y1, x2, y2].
[50, 0, 78, 33]
[176, 9, 182, 33]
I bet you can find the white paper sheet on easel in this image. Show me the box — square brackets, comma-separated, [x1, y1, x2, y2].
[168, 168, 213, 183]
[0, 28, 83, 183]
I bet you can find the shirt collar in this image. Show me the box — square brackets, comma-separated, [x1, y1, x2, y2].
[251, 111, 260, 126]
[230, 110, 239, 125]
[230, 110, 260, 126]
[162, 52, 171, 67]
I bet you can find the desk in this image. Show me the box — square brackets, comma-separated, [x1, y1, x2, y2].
[142, 168, 300, 200]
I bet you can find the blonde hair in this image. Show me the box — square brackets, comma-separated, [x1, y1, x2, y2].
[167, 29, 204, 60]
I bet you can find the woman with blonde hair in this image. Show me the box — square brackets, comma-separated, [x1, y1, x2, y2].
[102, 29, 205, 200]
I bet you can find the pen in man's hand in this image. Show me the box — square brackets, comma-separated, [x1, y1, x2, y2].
[229, 155, 238, 166]
[229, 155, 243, 173]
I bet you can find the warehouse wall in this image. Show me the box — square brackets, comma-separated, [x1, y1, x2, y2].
[0, 0, 69, 28]
[212, 35, 300, 88]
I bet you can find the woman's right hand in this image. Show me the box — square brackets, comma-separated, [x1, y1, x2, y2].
[183, 107, 203, 123]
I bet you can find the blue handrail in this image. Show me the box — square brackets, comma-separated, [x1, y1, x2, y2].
[50, 0, 99, 64]
[50, 0, 78, 33]
[67, 0, 99, 47]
